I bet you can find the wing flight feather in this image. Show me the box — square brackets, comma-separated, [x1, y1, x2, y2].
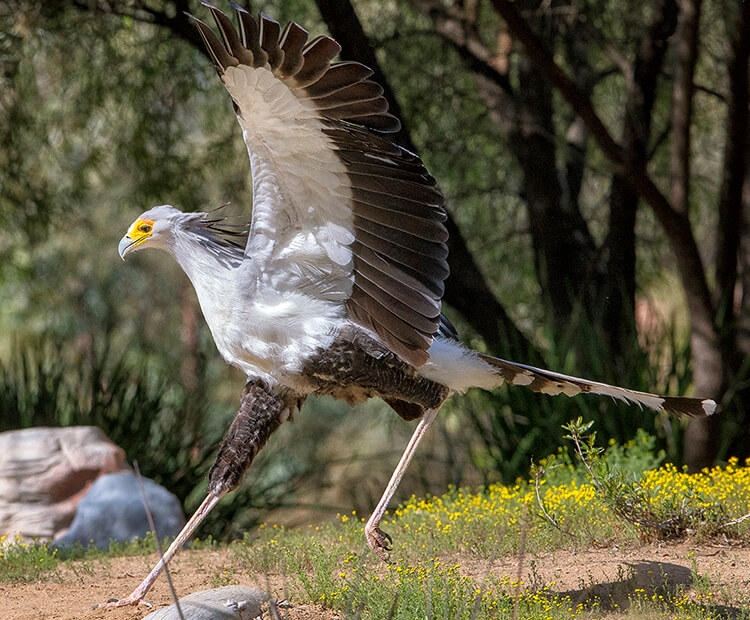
[190, 3, 449, 367]
[278, 22, 307, 77]
[258, 15, 283, 69]
[306, 62, 374, 97]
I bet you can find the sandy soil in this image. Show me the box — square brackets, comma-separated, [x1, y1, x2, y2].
[1, 541, 748, 619]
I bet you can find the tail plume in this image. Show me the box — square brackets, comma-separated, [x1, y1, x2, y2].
[477, 354, 716, 418]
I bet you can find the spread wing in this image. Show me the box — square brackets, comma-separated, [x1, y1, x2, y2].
[190, 3, 448, 367]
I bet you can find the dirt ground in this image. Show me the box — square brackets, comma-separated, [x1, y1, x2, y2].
[1, 541, 748, 619]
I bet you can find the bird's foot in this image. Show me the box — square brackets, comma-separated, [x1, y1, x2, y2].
[92, 594, 152, 610]
[365, 524, 393, 562]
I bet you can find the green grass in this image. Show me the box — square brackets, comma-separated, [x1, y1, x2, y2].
[2, 431, 749, 618]
[0, 535, 60, 583]
[0, 531, 217, 584]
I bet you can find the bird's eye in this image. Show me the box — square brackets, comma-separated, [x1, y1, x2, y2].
[139, 224, 152, 233]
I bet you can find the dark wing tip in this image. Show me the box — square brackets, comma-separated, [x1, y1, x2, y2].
[188, 11, 238, 72]
[662, 396, 717, 418]
[190, 5, 404, 135]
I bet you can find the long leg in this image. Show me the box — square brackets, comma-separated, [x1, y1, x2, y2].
[365, 406, 441, 561]
[94, 492, 225, 608]
[94, 380, 296, 609]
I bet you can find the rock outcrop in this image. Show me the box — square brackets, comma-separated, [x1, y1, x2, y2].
[0, 426, 129, 542]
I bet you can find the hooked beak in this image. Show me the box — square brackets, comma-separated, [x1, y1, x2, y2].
[119, 217, 155, 259]
[118, 235, 139, 260]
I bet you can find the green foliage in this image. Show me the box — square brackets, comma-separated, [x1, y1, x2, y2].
[562, 419, 750, 540]
[536, 427, 666, 491]
[448, 313, 695, 487]
[0, 535, 60, 584]
[0, 337, 213, 495]
[563, 417, 677, 535]
[0, 3, 251, 357]
[0, 530, 180, 584]
[228, 438, 750, 617]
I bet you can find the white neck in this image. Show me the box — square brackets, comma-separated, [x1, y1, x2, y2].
[167, 226, 241, 326]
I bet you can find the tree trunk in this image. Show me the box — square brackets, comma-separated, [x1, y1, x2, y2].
[663, 0, 721, 471]
[740, 143, 750, 357]
[490, 0, 718, 400]
[509, 40, 596, 331]
[411, 0, 599, 340]
[180, 284, 200, 393]
[715, 0, 749, 327]
[603, 0, 677, 362]
[704, 0, 750, 464]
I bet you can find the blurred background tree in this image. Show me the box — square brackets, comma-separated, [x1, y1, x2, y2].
[0, 0, 747, 538]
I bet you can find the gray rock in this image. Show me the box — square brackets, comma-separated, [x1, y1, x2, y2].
[0, 426, 130, 541]
[144, 585, 269, 619]
[54, 471, 185, 548]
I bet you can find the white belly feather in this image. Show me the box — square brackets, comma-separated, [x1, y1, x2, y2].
[177, 245, 347, 390]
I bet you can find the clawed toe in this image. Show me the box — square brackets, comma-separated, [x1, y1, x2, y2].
[92, 595, 151, 610]
[365, 525, 393, 562]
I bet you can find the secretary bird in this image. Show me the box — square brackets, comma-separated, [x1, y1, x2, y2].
[100, 2, 715, 608]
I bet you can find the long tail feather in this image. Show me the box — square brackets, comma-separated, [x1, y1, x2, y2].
[477, 353, 716, 418]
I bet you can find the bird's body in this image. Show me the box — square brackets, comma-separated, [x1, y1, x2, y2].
[103, 3, 715, 609]
[139, 204, 495, 399]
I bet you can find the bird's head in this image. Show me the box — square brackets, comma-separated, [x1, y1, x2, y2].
[118, 205, 186, 259]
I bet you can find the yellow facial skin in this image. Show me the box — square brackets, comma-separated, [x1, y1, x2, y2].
[118, 218, 154, 259]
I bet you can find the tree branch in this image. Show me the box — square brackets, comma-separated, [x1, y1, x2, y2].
[412, 0, 603, 337]
[70, 0, 208, 62]
[489, 0, 716, 351]
[409, 0, 514, 97]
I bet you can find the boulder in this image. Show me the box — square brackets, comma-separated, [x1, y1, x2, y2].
[55, 471, 185, 548]
[144, 586, 269, 620]
[0, 426, 129, 541]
